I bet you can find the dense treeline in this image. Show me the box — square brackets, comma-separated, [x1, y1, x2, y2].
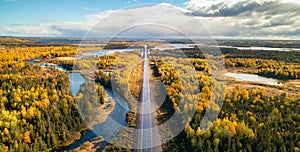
[51, 59, 75, 70]
[154, 57, 223, 112]
[165, 86, 300, 152]
[0, 45, 87, 151]
[180, 48, 206, 59]
[103, 42, 132, 49]
[52, 58, 97, 70]
[222, 48, 300, 63]
[96, 70, 112, 88]
[225, 58, 270, 68]
[97, 55, 118, 69]
[225, 58, 300, 79]
[190, 58, 220, 74]
[153, 55, 300, 151]
[0, 46, 77, 63]
[175, 45, 300, 64]
[75, 81, 106, 126]
[259, 63, 300, 80]
[0, 63, 85, 151]
[126, 111, 137, 128]
[52, 54, 118, 71]
[217, 39, 300, 48]
[0, 37, 33, 45]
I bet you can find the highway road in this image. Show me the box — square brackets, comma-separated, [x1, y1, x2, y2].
[140, 45, 154, 152]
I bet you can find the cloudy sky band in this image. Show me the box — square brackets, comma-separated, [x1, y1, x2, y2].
[0, 0, 300, 39]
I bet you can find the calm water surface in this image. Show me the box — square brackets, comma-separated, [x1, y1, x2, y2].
[225, 72, 283, 86]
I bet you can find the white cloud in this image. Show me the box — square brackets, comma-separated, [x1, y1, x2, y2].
[281, 0, 300, 4]
[81, 3, 216, 38]
[1, 1, 300, 39]
[0, 24, 60, 36]
[184, 0, 276, 16]
[184, 0, 300, 39]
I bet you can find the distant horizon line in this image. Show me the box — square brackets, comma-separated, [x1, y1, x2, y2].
[1, 35, 300, 41]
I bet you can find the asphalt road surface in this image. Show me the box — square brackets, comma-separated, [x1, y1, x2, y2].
[140, 45, 154, 152]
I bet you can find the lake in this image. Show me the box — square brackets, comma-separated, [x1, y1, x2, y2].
[78, 48, 137, 58]
[225, 72, 283, 86]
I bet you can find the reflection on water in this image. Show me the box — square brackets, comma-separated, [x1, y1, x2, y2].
[69, 72, 85, 95]
[79, 49, 136, 58]
[225, 72, 283, 86]
[40, 63, 67, 72]
[235, 46, 293, 51]
[154, 44, 194, 50]
[26, 60, 37, 65]
[66, 88, 129, 151]
[66, 49, 131, 150]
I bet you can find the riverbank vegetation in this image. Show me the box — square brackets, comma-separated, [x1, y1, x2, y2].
[99, 52, 143, 151]
[0, 45, 86, 151]
[0, 63, 86, 151]
[221, 47, 300, 63]
[225, 58, 300, 80]
[0, 46, 77, 63]
[75, 81, 106, 127]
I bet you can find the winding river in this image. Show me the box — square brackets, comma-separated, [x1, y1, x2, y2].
[27, 49, 131, 151]
[66, 88, 129, 151]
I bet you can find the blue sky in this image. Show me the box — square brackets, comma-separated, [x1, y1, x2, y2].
[0, 0, 185, 26]
[1, 0, 300, 39]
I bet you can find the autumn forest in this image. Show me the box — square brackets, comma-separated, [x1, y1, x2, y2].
[0, 37, 299, 152]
